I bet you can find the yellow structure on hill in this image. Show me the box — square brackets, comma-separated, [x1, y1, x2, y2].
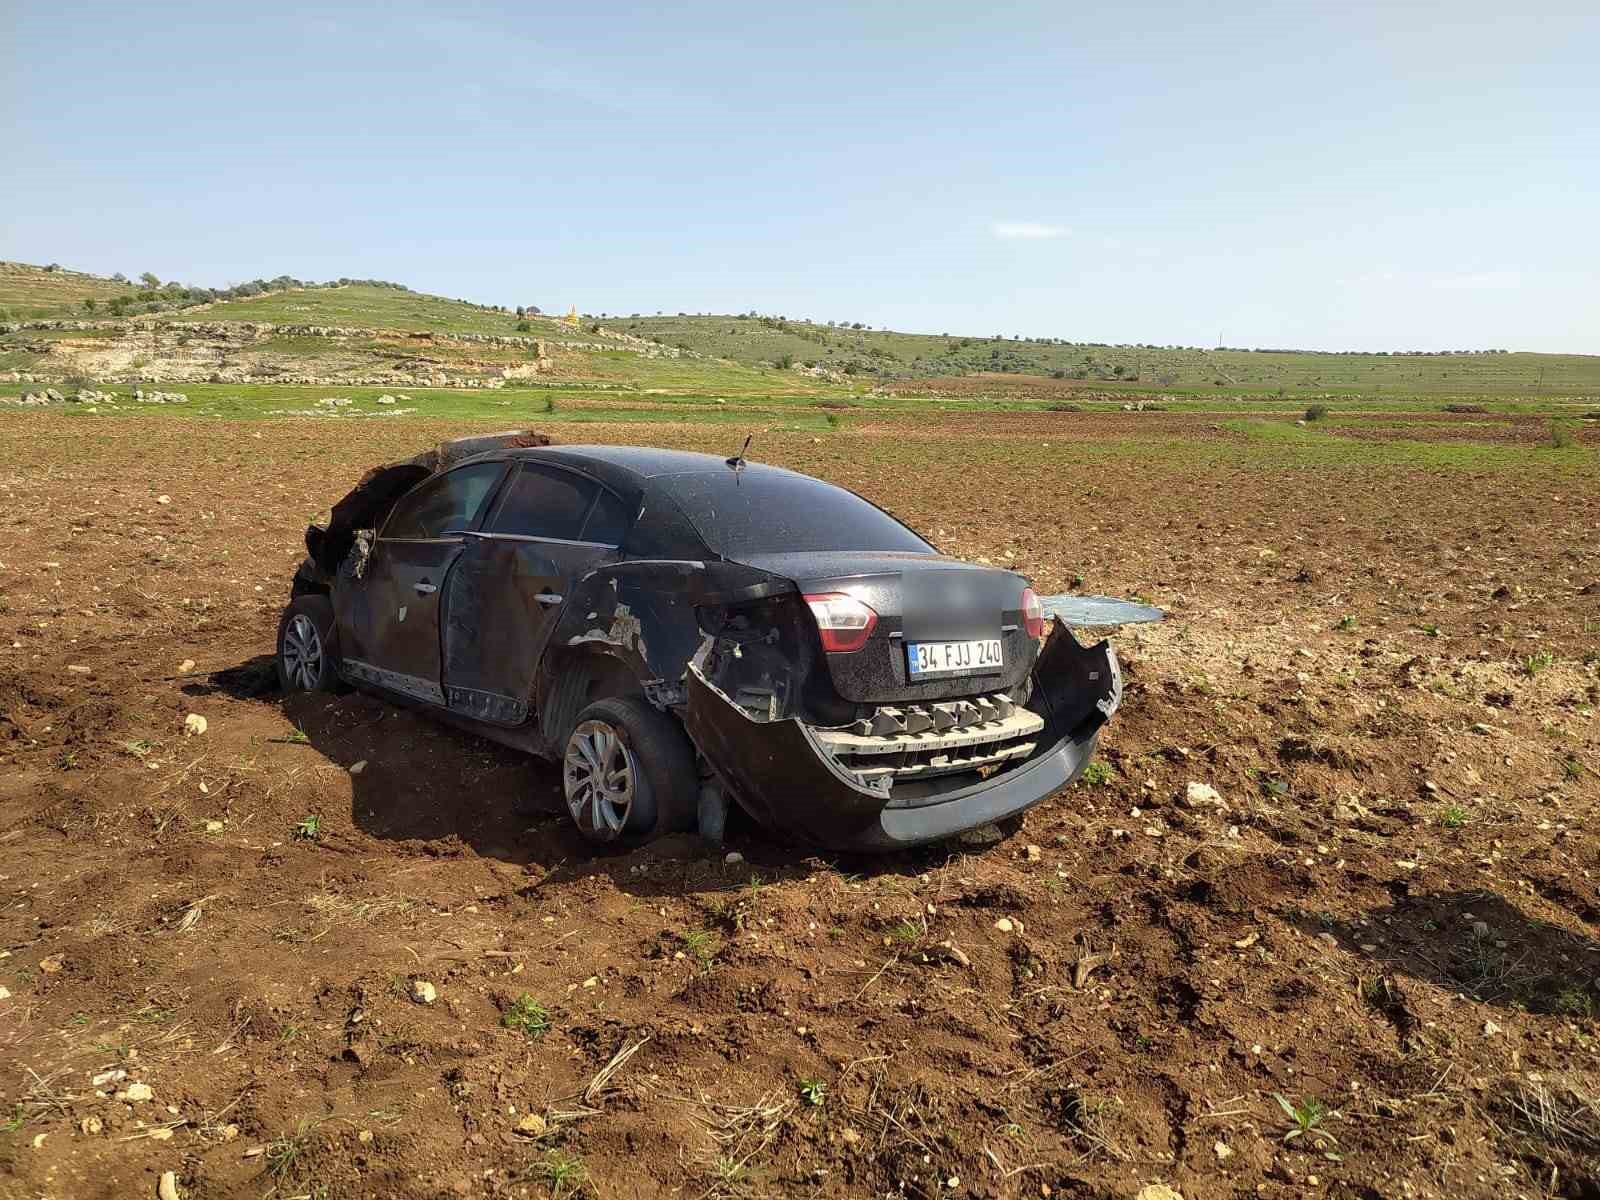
[565, 305, 579, 326]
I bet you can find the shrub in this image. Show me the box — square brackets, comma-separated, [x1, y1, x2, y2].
[776, 353, 793, 369]
[1551, 420, 1577, 449]
[515, 320, 531, 333]
[1304, 403, 1330, 421]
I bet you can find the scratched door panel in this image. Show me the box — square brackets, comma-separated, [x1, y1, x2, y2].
[441, 537, 617, 724]
[348, 539, 463, 702]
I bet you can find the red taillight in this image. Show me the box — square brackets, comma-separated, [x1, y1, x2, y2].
[804, 592, 878, 653]
[1021, 586, 1044, 639]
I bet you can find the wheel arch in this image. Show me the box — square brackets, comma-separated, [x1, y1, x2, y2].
[535, 643, 651, 751]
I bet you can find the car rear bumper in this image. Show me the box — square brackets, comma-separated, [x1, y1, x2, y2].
[684, 625, 1120, 851]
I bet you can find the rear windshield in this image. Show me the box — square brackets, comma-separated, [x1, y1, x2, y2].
[658, 469, 933, 559]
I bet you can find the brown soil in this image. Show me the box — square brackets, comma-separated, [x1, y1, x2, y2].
[2, 413, 1598, 1200]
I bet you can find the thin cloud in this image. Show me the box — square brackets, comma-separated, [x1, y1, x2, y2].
[992, 221, 1068, 240]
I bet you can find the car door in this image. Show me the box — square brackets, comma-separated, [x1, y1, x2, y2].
[337, 461, 507, 704]
[441, 461, 631, 724]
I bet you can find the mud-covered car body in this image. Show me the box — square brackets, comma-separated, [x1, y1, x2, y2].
[291, 433, 1123, 850]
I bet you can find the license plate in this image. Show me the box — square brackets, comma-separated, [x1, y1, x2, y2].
[906, 638, 1004, 677]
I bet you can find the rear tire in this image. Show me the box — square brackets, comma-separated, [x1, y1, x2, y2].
[561, 697, 697, 846]
[276, 595, 340, 693]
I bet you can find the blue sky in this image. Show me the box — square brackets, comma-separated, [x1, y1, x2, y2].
[5, 0, 1596, 351]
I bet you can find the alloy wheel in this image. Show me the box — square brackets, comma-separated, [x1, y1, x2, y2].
[563, 719, 637, 840]
[282, 613, 325, 691]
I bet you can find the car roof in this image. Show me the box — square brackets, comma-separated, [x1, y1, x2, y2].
[511, 444, 798, 480]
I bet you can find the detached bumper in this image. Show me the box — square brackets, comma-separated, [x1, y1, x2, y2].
[684, 625, 1122, 851]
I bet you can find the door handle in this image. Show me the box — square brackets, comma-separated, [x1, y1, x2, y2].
[536, 593, 563, 606]
[414, 582, 438, 595]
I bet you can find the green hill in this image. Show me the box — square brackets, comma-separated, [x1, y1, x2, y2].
[4, 260, 1597, 402]
[0, 261, 139, 320]
[613, 313, 1600, 398]
[171, 284, 543, 337]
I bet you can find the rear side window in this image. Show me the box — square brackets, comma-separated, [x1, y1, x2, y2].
[489, 464, 598, 542]
[582, 490, 632, 546]
[382, 463, 503, 540]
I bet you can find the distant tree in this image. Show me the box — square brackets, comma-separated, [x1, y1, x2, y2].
[515, 306, 526, 318]
[528, 305, 542, 315]
[516, 320, 531, 332]
[111, 272, 129, 283]
[139, 272, 160, 288]
[44, 262, 61, 272]
[776, 353, 794, 369]
[82, 298, 97, 312]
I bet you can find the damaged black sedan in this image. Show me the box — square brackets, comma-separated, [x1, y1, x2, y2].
[280, 432, 1125, 851]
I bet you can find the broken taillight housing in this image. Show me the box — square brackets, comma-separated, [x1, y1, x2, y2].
[804, 592, 878, 653]
[1021, 587, 1044, 639]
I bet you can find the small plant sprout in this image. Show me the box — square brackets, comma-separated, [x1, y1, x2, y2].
[1274, 1094, 1338, 1148]
[284, 726, 311, 745]
[1418, 622, 1441, 637]
[1080, 760, 1114, 787]
[1524, 650, 1555, 677]
[1336, 614, 1358, 632]
[1562, 757, 1585, 782]
[681, 928, 719, 965]
[798, 1079, 826, 1106]
[1440, 805, 1468, 829]
[263, 1119, 319, 1184]
[888, 919, 922, 944]
[1555, 987, 1596, 1019]
[710, 1154, 748, 1188]
[535, 1148, 588, 1199]
[293, 812, 322, 841]
[502, 993, 551, 1039]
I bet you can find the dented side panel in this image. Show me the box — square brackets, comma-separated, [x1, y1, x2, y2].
[543, 560, 800, 697]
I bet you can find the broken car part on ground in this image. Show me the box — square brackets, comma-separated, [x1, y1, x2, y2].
[280, 432, 1152, 850]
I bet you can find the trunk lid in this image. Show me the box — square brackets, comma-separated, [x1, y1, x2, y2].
[734, 550, 1037, 704]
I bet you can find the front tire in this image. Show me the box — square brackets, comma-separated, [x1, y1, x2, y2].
[276, 595, 340, 693]
[561, 697, 696, 846]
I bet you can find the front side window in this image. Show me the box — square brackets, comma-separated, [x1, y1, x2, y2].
[382, 463, 504, 540]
